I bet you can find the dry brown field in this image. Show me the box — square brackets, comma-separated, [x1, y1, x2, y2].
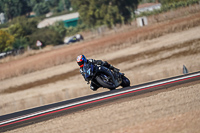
[1, 5, 200, 132]
[6, 81, 200, 133]
[0, 5, 200, 81]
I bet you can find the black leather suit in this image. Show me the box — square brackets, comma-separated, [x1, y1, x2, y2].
[79, 59, 117, 91]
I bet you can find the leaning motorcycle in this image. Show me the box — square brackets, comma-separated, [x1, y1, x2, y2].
[82, 62, 130, 90]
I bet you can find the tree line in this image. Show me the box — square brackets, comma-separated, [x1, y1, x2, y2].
[71, 0, 139, 28]
[0, 0, 140, 53]
[0, 0, 71, 20]
[0, 0, 140, 27]
[0, 0, 198, 53]
[0, 0, 194, 25]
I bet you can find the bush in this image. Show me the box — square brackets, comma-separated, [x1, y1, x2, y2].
[28, 28, 63, 49]
[8, 23, 25, 38]
[0, 30, 14, 52]
[137, 0, 200, 17]
[12, 37, 29, 50]
[8, 17, 39, 38]
[0, 23, 9, 29]
[65, 24, 87, 36]
[161, 0, 200, 11]
[49, 21, 66, 38]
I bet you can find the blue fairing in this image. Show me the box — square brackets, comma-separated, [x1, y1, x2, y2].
[83, 63, 94, 79]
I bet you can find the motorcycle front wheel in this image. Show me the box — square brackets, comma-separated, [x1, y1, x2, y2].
[96, 74, 116, 90]
[121, 75, 130, 88]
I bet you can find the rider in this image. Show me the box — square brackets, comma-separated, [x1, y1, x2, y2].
[77, 55, 119, 91]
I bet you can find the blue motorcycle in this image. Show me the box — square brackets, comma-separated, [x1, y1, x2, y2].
[82, 62, 130, 90]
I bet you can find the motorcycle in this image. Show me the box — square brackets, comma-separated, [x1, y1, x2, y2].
[82, 62, 130, 90]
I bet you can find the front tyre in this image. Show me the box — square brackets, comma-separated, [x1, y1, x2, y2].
[121, 76, 130, 88]
[96, 74, 116, 90]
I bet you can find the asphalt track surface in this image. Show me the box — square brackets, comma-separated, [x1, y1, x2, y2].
[0, 71, 200, 132]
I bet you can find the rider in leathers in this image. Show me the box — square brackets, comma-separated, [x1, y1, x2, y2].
[77, 55, 119, 91]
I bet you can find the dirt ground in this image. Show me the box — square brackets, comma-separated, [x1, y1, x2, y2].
[6, 82, 200, 133]
[1, 9, 200, 132]
[1, 25, 200, 133]
[0, 26, 200, 115]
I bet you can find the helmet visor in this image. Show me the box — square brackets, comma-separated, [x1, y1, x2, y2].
[78, 61, 84, 67]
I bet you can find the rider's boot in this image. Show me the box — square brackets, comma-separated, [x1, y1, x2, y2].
[90, 85, 97, 91]
[90, 82, 99, 91]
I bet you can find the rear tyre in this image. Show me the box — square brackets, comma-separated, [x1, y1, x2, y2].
[96, 74, 116, 90]
[121, 76, 130, 88]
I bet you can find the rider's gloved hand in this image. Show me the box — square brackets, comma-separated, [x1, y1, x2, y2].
[113, 68, 120, 72]
[110, 65, 120, 72]
[109, 65, 114, 69]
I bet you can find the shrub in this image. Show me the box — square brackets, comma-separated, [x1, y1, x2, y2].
[8, 23, 25, 38]
[161, 0, 200, 11]
[8, 18, 38, 38]
[12, 37, 29, 50]
[28, 28, 63, 49]
[49, 21, 66, 38]
[137, 0, 200, 17]
[0, 23, 9, 29]
[0, 30, 14, 52]
[65, 24, 87, 36]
